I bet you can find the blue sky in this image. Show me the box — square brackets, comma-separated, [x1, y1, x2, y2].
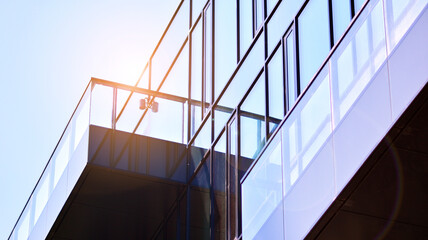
[0, 1, 178, 238]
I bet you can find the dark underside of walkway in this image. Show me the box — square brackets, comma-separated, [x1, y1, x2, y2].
[46, 164, 186, 240]
[307, 82, 428, 239]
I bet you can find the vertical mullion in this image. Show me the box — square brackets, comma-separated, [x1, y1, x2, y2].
[252, 0, 256, 37]
[328, 0, 335, 48]
[189, 0, 193, 29]
[281, 35, 288, 116]
[350, 0, 356, 17]
[211, 0, 215, 106]
[188, 32, 192, 144]
[202, 10, 206, 120]
[294, 18, 301, 96]
[236, 0, 241, 62]
[210, 148, 214, 239]
[236, 112, 241, 238]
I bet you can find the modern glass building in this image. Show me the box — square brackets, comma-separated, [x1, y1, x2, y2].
[9, 0, 428, 239]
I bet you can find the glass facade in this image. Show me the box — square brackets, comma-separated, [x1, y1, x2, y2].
[10, 0, 428, 239]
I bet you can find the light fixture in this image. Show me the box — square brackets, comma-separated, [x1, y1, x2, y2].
[140, 97, 159, 113]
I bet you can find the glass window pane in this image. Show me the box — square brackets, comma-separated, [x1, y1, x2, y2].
[285, 31, 297, 108]
[332, 0, 352, 43]
[151, 2, 189, 91]
[189, 157, 211, 239]
[240, 0, 253, 57]
[282, 66, 332, 194]
[137, 67, 149, 89]
[298, 0, 331, 93]
[228, 118, 238, 239]
[267, 0, 305, 56]
[255, 0, 264, 31]
[214, 34, 264, 138]
[331, 0, 387, 127]
[242, 136, 283, 240]
[354, 0, 366, 13]
[204, 3, 213, 109]
[136, 97, 188, 144]
[385, 0, 427, 53]
[215, 0, 237, 100]
[192, 21, 203, 102]
[192, 0, 206, 26]
[266, 0, 279, 17]
[160, 42, 189, 99]
[240, 72, 266, 160]
[268, 47, 284, 133]
[191, 21, 203, 138]
[213, 132, 226, 240]
[90, 84, 113, 128]
[116, 91, 148, 133]
[190, 116, 211, 173]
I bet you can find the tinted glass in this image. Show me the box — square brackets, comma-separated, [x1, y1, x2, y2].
[332, 0, 352, 43]
[267, 0, 305, 55]
[151, 2, 189, 91]
[266, 0, 279, 16]
[215, 0, 237, 100]
[298, 0, 331, 93]
[192, 0, 206, 26]
[189, 157, 211, 239]
[213, 132, 226, 239]
[160, 42, 189, 98]
[354, 0, 366, 13]
[204, 4, 213, 109]
[285, 31, 297, 109]
[240, 0, 253, 58]
[191, 21, 203, 138]
[240, 72, 266, 160]
[255, 0, 264, 31]
[214, 34, 264, 138]
[268, 47, 284, 133]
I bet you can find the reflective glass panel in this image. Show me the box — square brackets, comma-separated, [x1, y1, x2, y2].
[215, 0, 237, 100]
[192, 0, 207, 26]
[204, 3, 213, 111]
[332, 0, 352, 43]
[116, 91, 148, 133]
[266, 0, 279, 17]
[213, 132, 226, 240]
[190, 116, 211, 173]
[240, 72, 266, 160]
[90, 84, 112, 128]
[354, 0, 366, 13]
[228, 118, 238, 239]
[255, 0, 264, 31]
[136, 97, 188, 144]
[330, 0, 387, 127]
[160, 42, 189, 99]
[268, 47, 284, 133]
[385, 0, 427, 53]
[191, 21, 203, 138]
[282, 66, 332, 192]
[189, 157, 211, 239]
[240, 0, 253, 58]
[137, 67, 149, 89]
[298, 0, 331, 92]
[214, 34, 264, 138]
[242, 135, 284, 240]
[151, 2, 189, 91]
[267, 0, 305, 55]
[285, 31, 297, 109]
